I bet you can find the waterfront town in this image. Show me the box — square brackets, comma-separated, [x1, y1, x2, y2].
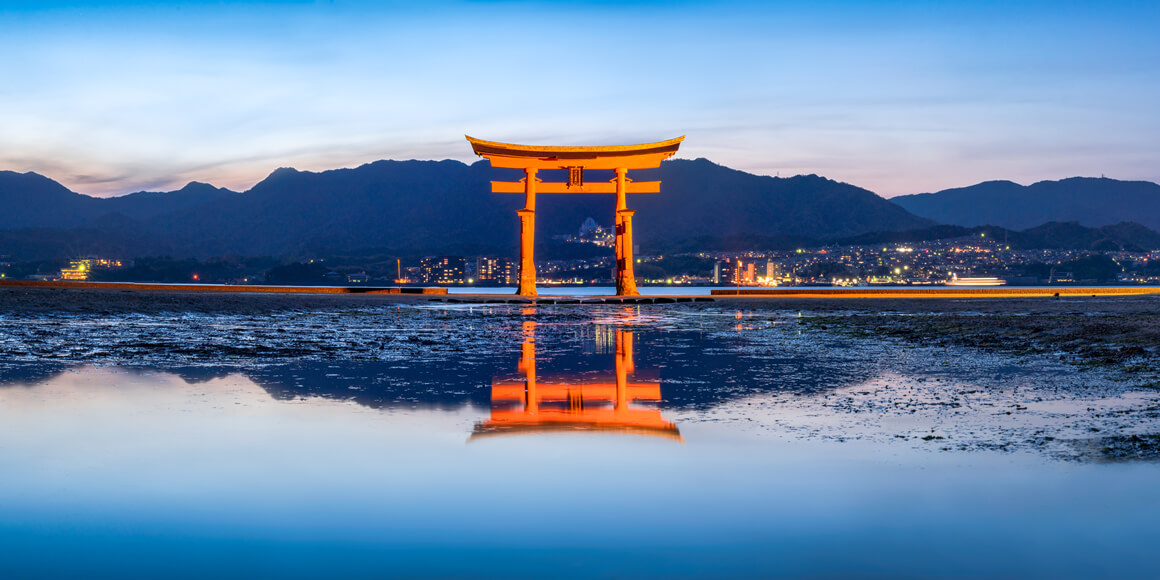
[6, 227, 1158, 287]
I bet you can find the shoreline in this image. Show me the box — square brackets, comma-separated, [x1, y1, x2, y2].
[0, 279, 446, 295]
[3, 279, 1160, 304]
[4, 283, 1160, 314]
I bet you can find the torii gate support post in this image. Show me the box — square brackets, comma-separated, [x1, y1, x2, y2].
[614, 168, 640, 296]
[517, 168, 538, 297]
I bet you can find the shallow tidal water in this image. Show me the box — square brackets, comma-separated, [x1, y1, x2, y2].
[1, 302, 1158, 578]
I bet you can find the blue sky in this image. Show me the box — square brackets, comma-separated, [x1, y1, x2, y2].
[1, 0, 1157, 197]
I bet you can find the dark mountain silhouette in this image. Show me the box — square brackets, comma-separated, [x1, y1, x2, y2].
[102, 181, 237, 221]
[0, 159, 932, 259]
[156, 160, 517, 257]
[0, 171, 238, 229]
[835, 225, 979, 246]
[893, 177, 1160, 231]
[634, 160, 930, 240]
[651, 233, 818, 253]
[1015, 221, 1160, 251]
[0, 170, 97, 228]
[836, 221, 1160, 251]
[0, 225, 169, 262]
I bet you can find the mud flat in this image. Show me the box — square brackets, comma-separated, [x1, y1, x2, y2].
[4, 287, 1157, 367]
[755, 295, 1160, 461]
[786, 295, 1160, 373]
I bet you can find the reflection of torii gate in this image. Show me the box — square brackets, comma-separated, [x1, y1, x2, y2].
[466, 136, 685, 297]
[471, 321, 681, 441]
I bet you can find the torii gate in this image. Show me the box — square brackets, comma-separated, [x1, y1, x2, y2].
[466, 135, 685, 296]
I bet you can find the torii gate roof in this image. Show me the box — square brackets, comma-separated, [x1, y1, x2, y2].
[466, 135, 684, 170]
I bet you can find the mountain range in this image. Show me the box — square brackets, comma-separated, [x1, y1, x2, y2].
[0, 161, 1157, 260]
[893, 177, 1160, 231]
[0, 159, 931, 259]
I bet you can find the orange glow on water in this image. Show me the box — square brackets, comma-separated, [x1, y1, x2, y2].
[472, 327, 680, 441]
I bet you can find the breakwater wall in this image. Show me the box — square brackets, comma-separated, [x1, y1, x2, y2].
[0, 280, 447, 295]
[711, 287, 1160, 298]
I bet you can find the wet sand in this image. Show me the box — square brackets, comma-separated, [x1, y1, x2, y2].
[786, 295, 1160, 367]
[6, 287, 1158, 371]
[5, 288, 1159, 363]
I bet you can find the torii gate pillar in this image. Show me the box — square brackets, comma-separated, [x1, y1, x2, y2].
[467, 135, 684, 297]
[614, 167, 639, 296]
[517, 168, 538, 297]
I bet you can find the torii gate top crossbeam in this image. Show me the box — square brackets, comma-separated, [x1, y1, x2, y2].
[466, 135, 684, 169]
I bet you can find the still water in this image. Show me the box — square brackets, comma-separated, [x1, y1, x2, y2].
[0, 303, 1157, 578]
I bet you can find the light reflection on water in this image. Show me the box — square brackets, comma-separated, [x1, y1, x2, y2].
[473, 320, 680, 441]
[0, 305, 1158, 578]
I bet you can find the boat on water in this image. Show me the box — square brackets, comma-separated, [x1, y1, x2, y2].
[945, 275, 1006, 286]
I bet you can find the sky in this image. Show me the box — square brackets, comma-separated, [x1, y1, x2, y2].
[1, 0, 1157, 198]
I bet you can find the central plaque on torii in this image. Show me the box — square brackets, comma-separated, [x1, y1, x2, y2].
[466, 135, 685, 296]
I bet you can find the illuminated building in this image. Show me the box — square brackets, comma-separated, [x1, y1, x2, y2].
[475, 256, 516, 285]
[58, 261, 89, 281]
[467, 135, 684, 297]
[722, 259, 758, 285]
[418, 256, 466, 284]
[576, 217, 614, 247]
[58, 258, 124, 281]
[579, 217, 601, 237]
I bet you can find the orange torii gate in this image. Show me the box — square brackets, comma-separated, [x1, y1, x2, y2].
[466, 135, 685, 296]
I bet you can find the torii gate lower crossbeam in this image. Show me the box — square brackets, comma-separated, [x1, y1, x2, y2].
[466, 135, 684, 297]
